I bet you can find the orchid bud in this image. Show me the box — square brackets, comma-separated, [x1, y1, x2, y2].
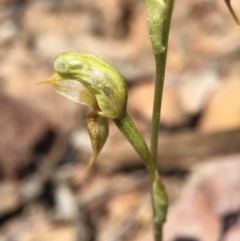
[145, 0, 167, 54]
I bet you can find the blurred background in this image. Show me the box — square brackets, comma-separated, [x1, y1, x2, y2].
[0, 0, 240, 240]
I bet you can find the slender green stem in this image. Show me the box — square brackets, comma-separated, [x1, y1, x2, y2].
[114, 113, 168, 241]
[150, 53, 166, 165]
[145, 1, 175, 240]
[150, 0, 175, 165]
[154, 223, 162, 241]
[114, 113, 156, 181]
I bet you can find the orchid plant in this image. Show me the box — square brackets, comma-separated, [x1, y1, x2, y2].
[38, 1, 238, 240]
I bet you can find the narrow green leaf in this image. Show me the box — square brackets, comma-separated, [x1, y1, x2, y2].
[152, 171, 168, 225]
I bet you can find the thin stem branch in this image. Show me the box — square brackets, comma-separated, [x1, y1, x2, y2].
[114, 113, 156, 181]
[224, 0, 239, 25]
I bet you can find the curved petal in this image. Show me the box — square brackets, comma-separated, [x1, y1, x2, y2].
[85, 111, 109, 169]
[53, 79, 98, 109]
[38, 73, 99, 110]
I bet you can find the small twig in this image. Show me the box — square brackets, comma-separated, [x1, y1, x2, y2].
[224, 0, 240, 25]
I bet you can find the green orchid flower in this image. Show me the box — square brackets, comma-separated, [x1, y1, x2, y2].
[38, 52, 155, 176]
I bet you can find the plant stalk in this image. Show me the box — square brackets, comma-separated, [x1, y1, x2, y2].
[114, 113, 156, 181]
[150, 0, 175, 165]
[145, 0, 175, 240]
[115, 113, 168, 241]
